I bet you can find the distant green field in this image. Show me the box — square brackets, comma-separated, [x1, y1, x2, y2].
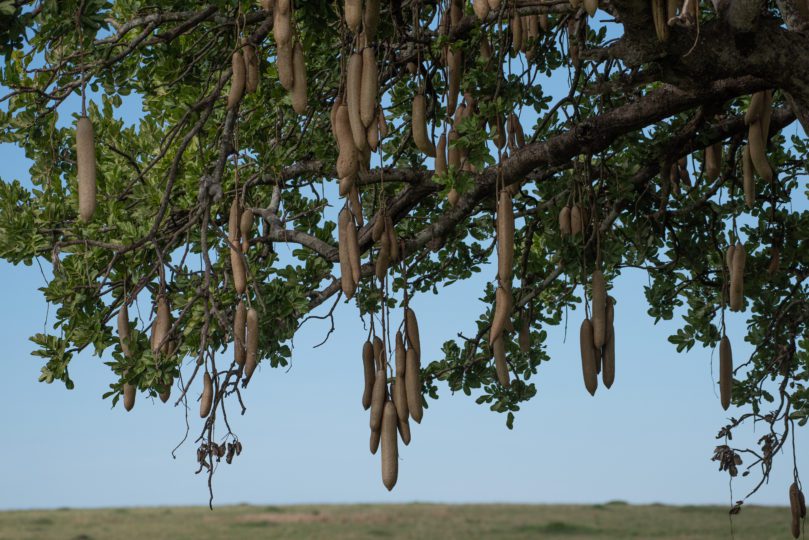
[0, 502, 797, 539]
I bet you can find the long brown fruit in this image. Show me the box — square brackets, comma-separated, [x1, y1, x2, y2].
[245, 308, 258, 381]
[742, 145, 755, 209]
[234, 300, 247, 367]
[362, 340, 375, 410]
[335, 104, 359, 178]
[405, 346, 423, 423]
[118, 303, 131, 358]
[393, 332, 409, 421]
[364, 0, 380, 38]
[347, 52, 368, 152]
[361, 47, 378, 127]
[580, 318, 598, 395]
[200, 372, 213, 418]
[730, 242, 746, 311]
[381, 400, 399, 491]
[291, 41, 307, 114]
[346, 213, 361, 284]
[338, 208, 356, 299]
[76, 117, 97, 222]
[243, 43, 259, 94]
[493, 336, 511, 387]
[369, 369, 386, 431]
[719, 335, 732, 410]
[152, 295, 170, 356]
[412, 94, 436, 156]
[497, 190, 515, 286]
[591, 270, 607, 348]
[405, 307, 421, 357]
[436, 133, 448, 175]
[123, 383, 135, 412]
[228, 51, 246, 109]
[489, 285, 512, 347]
[748, 120, 773, 183]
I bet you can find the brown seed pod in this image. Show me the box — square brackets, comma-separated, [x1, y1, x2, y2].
[591, 270, 607, 348]
[435, 133, 448, 175]
[742, 145, 755, 209]
[228, 198, 240, 241]
[361, 47, 378, 128]
[240, 209, 253, 253]
[369, 369, 386, 431]
[559, 206, 572, 236]
[405, 346, 423, 423]
[510, 14, 523, 55]
[730, 242, 746, 312]
[393, 332, 410, 422]
[234, 300, 247, 367]
[493, 115, 506, 149]
[385, 214, 399, 263]
[362, 340, 375, 410]
[152, 295, 170, 356]
[448, 188, 460, 207]
[492, 336, 511, 387]
[370, 427, 381, 454]
[745, 91, 765, 126]
[508, 113, 526, 148]
[200, 372, 213, 418]
[363, 0, 380, 38]
[339, 175, 354, 198]
[397, 410, 412, 446]
[330, 96, 341, 138]
[447, 48, 462, 115]
[381, 400, 399, 491]
[447, 129, 461, 170]
[277, 41, 294, 91]
[274, 0, 292, 44]
[405, 307, 421, 357]
[704, 144, 721, 181]
[748, 121, 773, 183]
[412, 94, 436, 156]
[372, 209, 386, 242]
[76, 117, 96, 222]
[343, 215, 360, 286]
[761, 89, 774, 141]
[367, 118, 379, 152]
[118, 303, 131, 358]
[373, 335, 385, 372]
[243, 43, 259, 94]
[336, 105, 359, 179]
[497, 190, 515, 287]
[123, 383, 135, 412]
[473, 0, 490, 19]
[519, 313, 531, 353]
[291, 41, 307, 114]
[602, 318, 615, 389]
[230, 241, 246, 295]
[527, 14, 539, 42]
[345, 0, 361, 32]
[245, 308, 258, 381]
[377, 106, 389, 139]
[489, 285, 512, 347]
[584, 0, 598, 16]
[719, 335, 732, 410]
[228, 51, 246, 109]
[338, 208, 356, 299]
[580, 318, 598, 396]
[347, 52, 368, 152]
[570, 205, 583, 235]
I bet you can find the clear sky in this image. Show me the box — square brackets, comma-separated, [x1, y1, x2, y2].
[1, 15, 807, 512]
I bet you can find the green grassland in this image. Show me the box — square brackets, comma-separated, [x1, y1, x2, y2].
[0, 502, 797, 539]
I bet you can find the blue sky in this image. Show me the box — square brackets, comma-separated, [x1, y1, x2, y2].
[1, 13, 807, 511]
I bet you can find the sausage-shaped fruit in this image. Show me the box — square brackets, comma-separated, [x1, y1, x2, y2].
[227, 51, 246, 109]
[381, 400, 399, 490]
[76, 117, 96, 222]
[412, 94, 436, 156]
[369, 369, 386, 431]
[234, 300, 247, 367]
[362, 340, 375, 410]
[405, 307, 421, 356]
[493, 336, 510, 387]
[118, 303, 131, 358]
[200, 372, 213, 418]
[405, 346, 423, 423]
[591, 270, 607, 348]
[719, 335, 733, 410]
[123, 383, 136, 412]
[245, 308, 258, 381]
[291, 41, 307, 114]
[580, 318, 598, 395]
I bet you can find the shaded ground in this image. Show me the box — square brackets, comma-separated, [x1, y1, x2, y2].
[0, 502, 794, 539]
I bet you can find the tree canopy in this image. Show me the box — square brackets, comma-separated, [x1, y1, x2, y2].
[1, 0, 809, 517]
